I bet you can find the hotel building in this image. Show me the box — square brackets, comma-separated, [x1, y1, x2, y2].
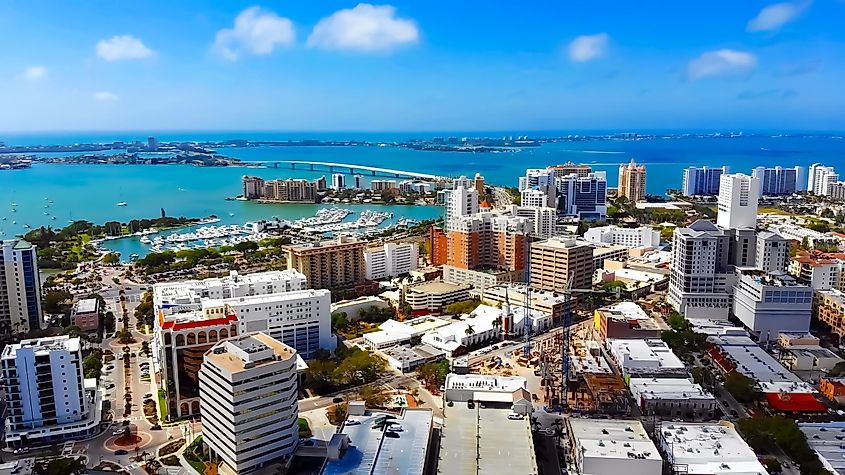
[618, 159, 647, 202]
[283, 236, 369, 292]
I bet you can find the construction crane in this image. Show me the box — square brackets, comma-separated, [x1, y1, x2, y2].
[556, 274, 620, 409]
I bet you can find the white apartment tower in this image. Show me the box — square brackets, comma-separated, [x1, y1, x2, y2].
[331, 173, 346, 190]
[364, 242, 419, 280]
[808, 163, 839, 196]
[755, 232, 790, 274]
[717, 173, 759, 230]
[667, 220, 733, 319]
[1, 336, 101, 447]
[445, 185, 479, 231]
[1, 239, 44, 336]
[200, 333, 299, 474]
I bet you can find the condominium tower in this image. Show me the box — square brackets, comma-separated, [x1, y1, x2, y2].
[681, 166, 727, 196]
[1, 239, 43, 336]
[618, 159, 647, 202]
[283, 236, 368, 291]
[716, 173, 759, 230]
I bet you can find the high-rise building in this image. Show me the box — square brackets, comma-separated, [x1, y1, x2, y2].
[260, 179, 318, 202]
[370, 179, 397, 192]
[752, 166, 805, 195]
[429, 226, 448, 266]
[331, 173, 346, 190]
[755, 232, 790, 274]
[444, 185, 479, 231]
[681, 166, 727, 196]
[353, 174, 363, 190]
[1, 336, 102, 447]
[147, 136, 159, 150]
[152, 270, 333, 419]
[507, 205, 559, 239]
[808, 164, 839, 196]
[1, 239, 43, 336]
[667, 220, 733, 319]
[446, 213, 532, 276]
[520, 187, 554, 208]
[474, 173, 485, 195]
[549, 162, 592, 179]
[716, 173, 759, 230]
[529, 238, 594, 292]
[199, 332, 299, 474]
[618, 159, 647, 202]
[315, 175, 327, 192]
[242, 175, 265, 199]
[364, 242, 419, 280]
[284, 236, 368, 291]
[828, 181, 845, 202]
[555, 172, 608, 220]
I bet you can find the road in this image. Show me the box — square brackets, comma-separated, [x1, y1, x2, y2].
[492, 186, 514, 208]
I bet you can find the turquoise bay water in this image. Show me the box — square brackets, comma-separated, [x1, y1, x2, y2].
[1, 134, 843, 258]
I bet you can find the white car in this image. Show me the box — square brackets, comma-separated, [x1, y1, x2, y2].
[387, 424, 404, 432]
[508, 413, 524, 420]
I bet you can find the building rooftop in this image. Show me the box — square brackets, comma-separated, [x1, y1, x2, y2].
[800, 422, 845, 475]
[323, 409, 433, 475]
[660, 422, 767, 475]
[74, 298, 99, 314]
[706, 335, 814, 393]
[444, 373, 526, 394]
[629, 378, 714, 401]
[2, 335, 80, 359]
[204, 332, 296, 374]
[785, 345, 843, 360]
[597, 302, 666, 331]
[440, 404, 537, 475]
[568, 418, 661, 463]
[531, 237, 591, 250]
[406, 280, 472, 295]
[607, 339, 686, 373]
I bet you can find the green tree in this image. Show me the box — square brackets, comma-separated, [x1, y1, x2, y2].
[331, 312, 350, 331]
[102, 253, 120, 265]
[335, 349, 386, 386]
[304, 359, 339, 393]
[358, 385, 389, 408]
[43, 290, 73, 314]
[724, 372, 758, 403]
[446, 299, 482, 315]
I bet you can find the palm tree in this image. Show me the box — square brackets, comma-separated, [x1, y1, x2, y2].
[464, 325, 475, 336]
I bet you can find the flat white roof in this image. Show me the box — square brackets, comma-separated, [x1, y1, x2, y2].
[629, 378, 714, 401]
[707, 335, 814, 393]
[2, 335, 80, 359]
[568, 419, 661, 462]
[659, 422, 767, 475]
[608, 339, 686, 372]
[799, 422, 845, 475]
[445, 373, 526, 393]
[74, 298, 99, 314]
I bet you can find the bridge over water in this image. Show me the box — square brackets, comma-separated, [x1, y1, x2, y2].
[259, 160, 448, 181]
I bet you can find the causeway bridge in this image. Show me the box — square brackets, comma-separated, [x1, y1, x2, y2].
[260, 160, 447, 181]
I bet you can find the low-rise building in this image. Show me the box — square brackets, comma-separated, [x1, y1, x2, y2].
[402, 280, 472, 314]
[771, 223, 842, 249]
[814, 288, 845, 337]
[790, 250, 845, 291]
[361, 316, 450, 350]
[777, 332, 820, 348]
[781, 345, 843, 372]
[819, 377, 845, 405]
[594, 302, 666, 341]
[442, 265, 523, 289]
[584, 225, 661, 248]
[472, 284, 571, 323]
[566, 418, 662, 475]
[656, 422, 767, 475]
[324, 408, 434, 475]
[591, 244, 630, 271]
[732, 268, 813, 342]
[375, 344, 445, 372]
[199, 333, 299, 474]
[443, 374, 531, 412]
[71, 298, 99, 333]
[606, 339, 688, 379]
[330, 296, 390, 321]
[628, 378, 716, 420]
[595, 265, 670, 299]
[799, 422, 845, 475]
[1, 336, 102, 448]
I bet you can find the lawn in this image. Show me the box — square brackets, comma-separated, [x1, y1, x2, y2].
[158, 389, 169, 422]
[758, 207, 793, 216]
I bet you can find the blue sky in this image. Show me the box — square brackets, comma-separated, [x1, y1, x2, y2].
[1, 1, 843, 132]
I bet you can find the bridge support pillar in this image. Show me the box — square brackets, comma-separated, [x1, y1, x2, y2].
[309, 164, 314, 171]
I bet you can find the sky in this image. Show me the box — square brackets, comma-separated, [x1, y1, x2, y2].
[0, 1, 844, 132]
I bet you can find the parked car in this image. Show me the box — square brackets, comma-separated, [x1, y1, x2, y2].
[346, 420, 360, 426]
[508, 412, 524, 420]
[114, 450, 128, 456]
[13, 447, 30, 455]
[467, 400, 475, 409]
[150, 424, 162, 430]
[112, 428, 126, 436]
[332, 397, 344, 404]
[387, 424, 404, 432]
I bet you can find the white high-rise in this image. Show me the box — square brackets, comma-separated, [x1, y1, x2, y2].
[331, 173, 346, 190]
[808, 164, 839, 196]
[1, 336, 102, 447]
[1, 239, 43, 336]
[444, 185, 479, 231]
[717, 173, 759, 230]
[681, 166, 727, 196]
[755, 232, 790, 274]
[364, 242, 419, 280]
[667, 220, 733, 319]
[584, 225, 661, 248]
[200, 332, 299, 474]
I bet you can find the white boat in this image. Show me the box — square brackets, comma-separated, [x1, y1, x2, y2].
[10, 203, 17, 207]
[140, 236, 152, 244]
[117, 202, 128, 207]
[12, 220, 16, 224]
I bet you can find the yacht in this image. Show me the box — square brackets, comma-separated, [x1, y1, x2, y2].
[117, 202, 128, 207]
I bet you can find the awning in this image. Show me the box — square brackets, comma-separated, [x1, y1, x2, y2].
[766, 393, 827, 413]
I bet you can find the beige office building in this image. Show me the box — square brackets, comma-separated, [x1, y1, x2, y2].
[529, 238, 594, 292]
[284, 236, 368, 291]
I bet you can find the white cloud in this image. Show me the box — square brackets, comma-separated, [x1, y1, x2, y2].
[567, 33, 609, 62]
[686, 49, 757, 80]
[21, 66, 47, 81]
[97, 35, 155, 61]
[747, 2, 809, 32]
[307, 3, 419, 52]
[214, 6, 295, 60]
[94, 91, 119, 102]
